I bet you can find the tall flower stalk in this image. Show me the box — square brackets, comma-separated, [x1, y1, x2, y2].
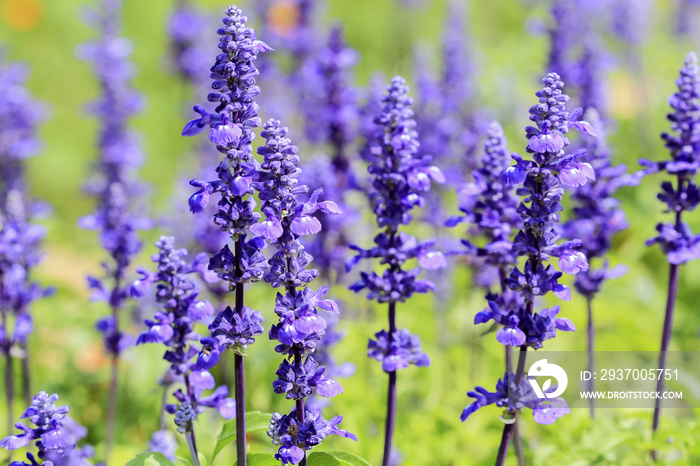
[182, 6, 270, 465]
[639, 52, 700, 459]
[0, 57, 50, 431]
[462, 73, 594, 465]
[132, 237, 236, 465]
[563, 109, 635, 417]
[347, 76, 446, 466]
[300, 25, 359, 279]
[447, 121, 524, 462]
[252, 119, 355, 465]
[76, 0, 148, 456]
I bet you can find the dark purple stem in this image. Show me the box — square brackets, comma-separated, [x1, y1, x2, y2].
[382, 301, 397, 466]
[106, 352, 118, 460]
[184, 375, 201, 466]
[3, 350, 13, 435]
[586, 298, 595, 418]
[498, 268, 525, 466]
[295, 354, 307, 466]
[495, 423, 514, 466]
[234, 238, 247, 466]
[20, 340, 30, 407]
[105, 274, 123, 461]
[652, 181, 683, 461]
[284, 254, 307, 466]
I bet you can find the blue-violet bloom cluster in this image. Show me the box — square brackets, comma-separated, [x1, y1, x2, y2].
[132, 237, 236, 433]
[0, 57, 51, 369]
[641, 52, 700, 264]
[462, 73, 594, 425]
[563, 109, 636, 298]
[347, 76, 446, 371]
[1, 392, 94, 466]
[254, 119, 355, 464]
[77, 0, 149, 357]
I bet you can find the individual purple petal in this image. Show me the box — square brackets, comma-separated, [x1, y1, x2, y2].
[250, 219, 284, 240]
[527, 131, 564, 153]
[501, 165, 527, 186]
[290, 216, 322, 236]
[555, 318, 576, 331]
[315, 377, 344, 398]
[418, 251, 447, 269]
[496, 327, 526, 346]
[217, 398, 236, 419]
[558, 249, 589, 275]
[553, 284, 571, 301]
[209, 122, 242, 145]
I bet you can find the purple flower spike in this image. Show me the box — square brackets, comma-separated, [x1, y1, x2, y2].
[462, 74, 586, 450]
[133, 237, 234, 436]
[1, 392, 94, 464]
[349, 76, 439, 465]
[0, 55, 52, 416]
[253, 119, 352, 462]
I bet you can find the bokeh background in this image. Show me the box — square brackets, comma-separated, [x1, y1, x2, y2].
[1, 0, 700, 464]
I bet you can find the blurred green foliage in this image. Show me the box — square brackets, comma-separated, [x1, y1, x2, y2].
[1, 0, 700, 464]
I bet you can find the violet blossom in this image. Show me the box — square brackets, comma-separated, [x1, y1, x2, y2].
[639, 53, 700, 456]
[299, 25, 360, 278]
[75, 0, 149, 455]
[132, 236, 235, 464]
[255, 119, 355, 465]
[462, 73, 593, 465]
[346, 76, 445, 466]
[1, 392, 94, 466]
[181, 6, 270, 466]
[0, 56, 51, 425]
[561, 108, 636, 417]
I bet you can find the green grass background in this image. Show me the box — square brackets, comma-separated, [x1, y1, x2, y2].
[1, 0, 700, 464]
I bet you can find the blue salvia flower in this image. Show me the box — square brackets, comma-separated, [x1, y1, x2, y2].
[168, 1, 211, 86]
[642, 53, 700, 263]
[546, 0, 583, 87]
[254, 119, 355, 465]
[300, 25, 360, 278]
[446, 121, 521, 292]
[561, 108, 637, 417]
[674, 0, 700, 36]
[463, 73, 594, 464]
[563, 109, 635, 300]
[0, 56, 52, 416]
[611, 0, 651, 57]
[346, 76, 445, 466]
[75, 0, 149, 453]
[1, 392, 94, 466]
[182, 8, 271, 465]
[147, 429, 178, 462]
[131, 237, 235, 461]
[415, 0, 480, 181]
[640, 53, 700, 448]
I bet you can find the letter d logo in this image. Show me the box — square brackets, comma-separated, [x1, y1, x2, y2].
[527, 359, 568, 399]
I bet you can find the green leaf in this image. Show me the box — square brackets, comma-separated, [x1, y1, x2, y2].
[197, 451, 209, 466]
[125, 452, 176, 466]
[233, 452, 279, 466]
[174, 457, 191, 466]
[307, 452, 344, 466]
[212, 412, 274, 460]
[324, 450, 373, 466]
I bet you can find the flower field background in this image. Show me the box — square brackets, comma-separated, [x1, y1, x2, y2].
[1, 0, 700, 464]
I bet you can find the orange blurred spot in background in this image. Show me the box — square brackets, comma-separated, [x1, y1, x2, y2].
[1, 0, 42, 31]
[267, 0, 301, 38]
